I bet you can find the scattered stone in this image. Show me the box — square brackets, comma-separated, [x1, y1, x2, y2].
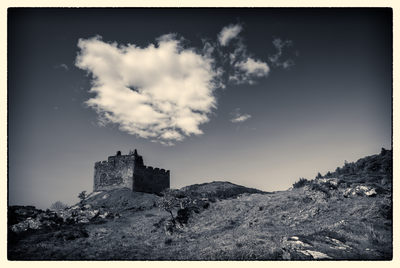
[164, 220, 174, 235]
[300, 250, 332, 259]
[318, 178, 339, 187]
[99, 212, 109, 219]
[78, 218, 90, 224]
[365, 188, 377, 196]
[83, 204, 92, 210]
[326, 237, 351, 250]
[97, 227, 108, 233]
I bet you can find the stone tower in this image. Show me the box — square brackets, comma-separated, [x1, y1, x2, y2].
[93, 150, 170, 194]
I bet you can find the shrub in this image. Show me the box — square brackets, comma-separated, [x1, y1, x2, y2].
[310, 182, 331, 197]
[78, 191, 87, 203]
[164, 238, 173, 245]
[366, 160, 381, 173]
[176, 208, 191, 225]
[157, 189, 179, 225]
[335, 167, 341, 175]
[325, 171, 333, 178]
[293, 178, 309, 188]
[49, 201, 68, 212]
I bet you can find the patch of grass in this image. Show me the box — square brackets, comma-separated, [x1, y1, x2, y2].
[302, 196, 313, 204]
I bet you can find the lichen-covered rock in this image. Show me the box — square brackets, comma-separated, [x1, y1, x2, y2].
[365, 188, 377, 196]
[25, 217, 41, 229]
[9, 206, 64, 234]
[58, 206, 105, 224]
[10, 221, 29, 233]
[99, 211, 109, 219]
[83, 204, 92, 210]
[9, 204, 111, 233]
[8, 206, 43, 226]
[318, 178, 339, 187]
[343, 185, 377, 197]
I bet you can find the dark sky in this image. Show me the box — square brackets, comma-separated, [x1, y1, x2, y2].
[8, 8, 392, 209]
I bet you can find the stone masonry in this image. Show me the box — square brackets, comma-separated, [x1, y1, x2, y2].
[93, 150, 170, 194]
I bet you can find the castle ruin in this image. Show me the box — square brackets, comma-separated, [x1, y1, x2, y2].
[93, 150, 170, 194]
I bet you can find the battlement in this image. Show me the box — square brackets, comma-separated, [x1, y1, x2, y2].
[145, 166, 169, 175]
[93, 149, 170, 194]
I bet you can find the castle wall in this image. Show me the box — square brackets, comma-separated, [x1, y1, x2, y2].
[93, 150, 170, 194]
[94, 155, 135, 191]
[133, 165, 170, 194]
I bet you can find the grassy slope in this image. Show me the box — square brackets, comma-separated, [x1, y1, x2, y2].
[8, 151, 392, 260]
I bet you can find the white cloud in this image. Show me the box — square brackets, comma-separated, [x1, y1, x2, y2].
[230, 108, 252, 123]
[76, 25, 286, 144]
[54, 63, 69, 71]
[231, 112, 252, 123]
[235, 57, 269, 77]
[228, 39, 247, 65]
[269, 38, 294, 69]
[75, 35, 221, 144]
[218, 29, 270, 85]
[229, 57, 269, 85]
[281, 59, 295, 69]
[218, 24, 242, 46]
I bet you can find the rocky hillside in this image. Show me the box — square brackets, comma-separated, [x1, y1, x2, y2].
[8, 149, 392, 260]
[180, 181, 265, 199]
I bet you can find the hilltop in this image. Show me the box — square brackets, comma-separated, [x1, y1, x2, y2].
[8, 149, 392, 260]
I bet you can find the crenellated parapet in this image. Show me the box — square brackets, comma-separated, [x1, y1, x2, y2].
[143, 166, 170, 175]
